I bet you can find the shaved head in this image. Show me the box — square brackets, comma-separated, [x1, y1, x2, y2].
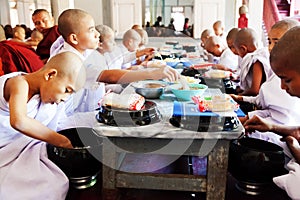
[134, 28, 149, 46]
[234, 28, 259, 50]
[226, 28, 240, 41]
[201, 29, 213, 40]
[45, 52, 86, 91]
[58, 9, 91, 40]
[96, 24, 114, 41]
[123, 29, 141, 43]
[270, 26, 300, 73]
[271, 18, 299, 32]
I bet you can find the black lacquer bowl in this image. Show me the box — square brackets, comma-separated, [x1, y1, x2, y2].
[169, 115, 239, 132]
[47, 127, 102, 189]
[96, 101, 162, 126]
[228, 137, 286, 195]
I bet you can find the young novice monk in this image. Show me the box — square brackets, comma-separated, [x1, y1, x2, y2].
[51, 9, 179, 113]
[212, 20, 227, 44]
[234, 28, 273, 95]
[200, 29, 214, 62]
[244, 26, 300, 200]
[106, 29, 142, 69]
[96, 24, 116, 55]
[231, 19, 300, 124]
[204, 35, 239, 72]
[0, 52, 86, 200]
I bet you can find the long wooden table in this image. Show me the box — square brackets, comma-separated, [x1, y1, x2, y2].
[93, 88, 244, 200]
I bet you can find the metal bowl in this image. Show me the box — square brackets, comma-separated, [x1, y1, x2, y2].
[132, 80, 168, 99]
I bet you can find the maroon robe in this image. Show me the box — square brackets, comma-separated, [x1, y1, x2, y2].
[36, 25, 60, 60]
[0, 40, 44, 75]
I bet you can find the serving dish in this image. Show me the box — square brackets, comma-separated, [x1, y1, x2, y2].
[132, 80, 168, 99]
[205, 69, 231, 79]
[169, 83, 208, 101]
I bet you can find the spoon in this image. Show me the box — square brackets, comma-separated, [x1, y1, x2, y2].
[180, 75, 190, 90]
[154, 51, 163, 60]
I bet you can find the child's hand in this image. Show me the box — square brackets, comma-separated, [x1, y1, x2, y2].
[230, 94, 243, 102]
[151, 66, 179, 82]
[136, 48, 155, 58]
[56, 135, 73, 149]
[243, 115, 272, 133]
[238, 115, 249, 124]
[284, 136, 300, 164]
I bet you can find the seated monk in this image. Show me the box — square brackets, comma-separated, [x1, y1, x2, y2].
[0, 40, 43, 75]
[32, 9, 60, 63]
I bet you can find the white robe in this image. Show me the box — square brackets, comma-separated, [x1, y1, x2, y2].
[273, 159, 300, 200]
[241, 74, 300, 199]
[104, 44, 136, 69]
[0, 72, 69, 200]
[244, 74, 300, 126]
[219, 47, 239, 71]
[244, 74, 300, 165]
[50, 38, 107, 114]
[239, 47, 274, 91]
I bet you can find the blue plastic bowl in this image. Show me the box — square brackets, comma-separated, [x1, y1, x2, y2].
[180, 59, 193, 67]
[166, 61, 179, 68]
[170, 83, 208, 101]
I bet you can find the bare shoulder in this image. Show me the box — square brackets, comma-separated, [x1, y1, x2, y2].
[4, 75, 28, 101]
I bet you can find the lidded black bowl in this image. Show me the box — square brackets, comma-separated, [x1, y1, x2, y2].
[47, 127, 102, 189]
[96, 101, 162, 126]
[228, 137, 286, 195]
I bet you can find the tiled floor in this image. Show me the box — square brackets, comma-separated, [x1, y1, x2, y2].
[66, 172, 291, 200]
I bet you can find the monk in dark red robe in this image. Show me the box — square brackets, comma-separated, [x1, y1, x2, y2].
[0, 40, 44, 75]
[36, 25, 60, 62]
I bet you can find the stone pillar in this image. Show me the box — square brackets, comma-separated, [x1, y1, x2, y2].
[0, 0, 11, 25]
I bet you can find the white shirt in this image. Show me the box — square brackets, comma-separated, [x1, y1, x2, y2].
[244, 74, 300, 125]
[219, 48, 239, 71]
[50, 37, 107, 114]
[104, 44, 136, 69]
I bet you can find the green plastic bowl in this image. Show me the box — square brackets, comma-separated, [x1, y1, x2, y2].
[170, 83, 208, 101]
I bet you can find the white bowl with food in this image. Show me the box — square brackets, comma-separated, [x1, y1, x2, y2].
[205, 69, 231, 79]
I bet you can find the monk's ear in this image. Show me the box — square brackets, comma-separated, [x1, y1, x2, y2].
[124, 39, 131, 47]
[238, 45, 248, 56]
[69, 33, 79, 45]
[44, 69, 58, 81]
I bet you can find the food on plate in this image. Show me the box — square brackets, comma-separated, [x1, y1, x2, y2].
[192, 94, 239, 112]
[192, 63, 214, 69]
[164, 58, 180, 62]
[101, 92, 145, 110]
[178, 86, 204, 90]
[173, 75, 198, 84]
[144, 83, 166, 88]
[205, 69, 231, 79]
